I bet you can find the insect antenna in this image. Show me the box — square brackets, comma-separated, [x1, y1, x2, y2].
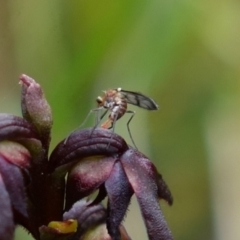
[64, 107, 103, 144]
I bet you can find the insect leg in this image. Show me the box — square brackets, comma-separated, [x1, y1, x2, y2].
[111, 112, 118, 133]
[125, 110, 137, 149]
[95, 108, 108, 125]
[90, 109, 109, 136]
[95, 108, 101, 125]
[100, 109, 109, 121]
[64, 107, 103, 144]
[106, 111, 119, 149]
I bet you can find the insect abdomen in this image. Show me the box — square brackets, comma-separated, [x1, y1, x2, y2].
[109, 98, 127, 121]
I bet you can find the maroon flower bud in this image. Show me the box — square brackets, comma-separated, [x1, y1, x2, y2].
[19, 74, 52, 145]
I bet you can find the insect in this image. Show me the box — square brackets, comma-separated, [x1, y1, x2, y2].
[64, 88, 158, 148]
[94, 88, 158, 148]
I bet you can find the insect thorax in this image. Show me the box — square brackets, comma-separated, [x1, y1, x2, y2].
[97, 89, 127, 120]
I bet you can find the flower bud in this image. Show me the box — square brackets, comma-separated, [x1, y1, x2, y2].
[19, 74, 53, 144]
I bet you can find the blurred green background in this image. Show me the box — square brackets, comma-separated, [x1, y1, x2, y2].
[0, 0, 240, 239]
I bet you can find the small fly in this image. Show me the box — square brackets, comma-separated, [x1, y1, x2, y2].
[64, 88, 158, 148]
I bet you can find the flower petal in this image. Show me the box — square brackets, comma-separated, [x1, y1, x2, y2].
[120, 149, 173, 240]
[157, 173, 173, 205]
[0, 155, 28, 225]
[0, 174, 15, 240]
[0, 113, 39, 141]
[0, 141, 31, 168]
[63, 200, 131, 240]
[105, 161, 133, 239]
[63, 200, 107, 238]
[49, 128, 128, 174]
[65, 155, 116, 210]
[121, 148, 173, 204]
[0, 114, 42, 158]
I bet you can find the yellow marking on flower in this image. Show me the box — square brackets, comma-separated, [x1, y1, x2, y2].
[48, 219, 78, 234]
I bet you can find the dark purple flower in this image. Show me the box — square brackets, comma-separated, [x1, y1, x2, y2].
[0, 74, 173, 240]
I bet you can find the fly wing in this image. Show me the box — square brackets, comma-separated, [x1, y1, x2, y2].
[119, 89, 159, 110]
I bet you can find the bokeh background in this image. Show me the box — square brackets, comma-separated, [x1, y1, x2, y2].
[0, 0, 240, 239]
